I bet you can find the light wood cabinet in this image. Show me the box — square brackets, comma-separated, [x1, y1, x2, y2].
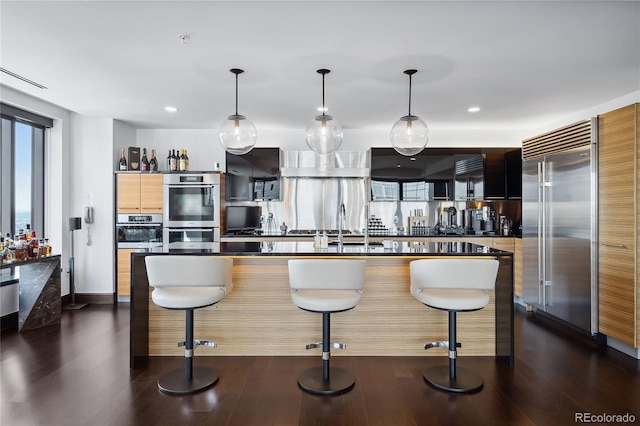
[116, 173, 163, 213]
[598, 103, 639, 348]
[514, 238, 523, 298]
[117, 248, 135, 297]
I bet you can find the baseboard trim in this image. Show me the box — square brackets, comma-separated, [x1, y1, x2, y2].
[62, 293, 115, 305]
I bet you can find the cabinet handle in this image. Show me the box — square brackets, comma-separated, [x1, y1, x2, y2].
[601, 243, 627, 249]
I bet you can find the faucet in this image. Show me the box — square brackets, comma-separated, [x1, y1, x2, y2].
[338, 202, 346, 246]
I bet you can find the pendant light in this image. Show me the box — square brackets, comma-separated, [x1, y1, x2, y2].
[218, 68, 257, 155]
[390, 69, 429, 156]
[305, 69, 343, 154]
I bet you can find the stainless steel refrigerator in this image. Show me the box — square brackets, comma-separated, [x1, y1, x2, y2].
[522, 120, 597, 335]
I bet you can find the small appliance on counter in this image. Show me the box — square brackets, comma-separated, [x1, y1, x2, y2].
[499, 215, 513, 236]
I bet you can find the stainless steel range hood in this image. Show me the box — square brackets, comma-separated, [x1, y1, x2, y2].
[280, 151, 369, 178]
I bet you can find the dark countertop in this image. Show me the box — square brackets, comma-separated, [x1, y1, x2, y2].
[222, 233, 519, 239]
[137, 241, 511, 257]
[1, 254, 61, 270]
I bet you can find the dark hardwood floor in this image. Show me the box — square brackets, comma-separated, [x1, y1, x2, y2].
[2, 304, 639, 426]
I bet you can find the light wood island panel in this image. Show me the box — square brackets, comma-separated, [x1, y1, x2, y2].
[131, 248, 514, 368]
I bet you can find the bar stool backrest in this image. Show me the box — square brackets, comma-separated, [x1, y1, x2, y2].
[288, 259, 366, 291]
[146, 256, 233, 292]
[410, 258, 499, 292]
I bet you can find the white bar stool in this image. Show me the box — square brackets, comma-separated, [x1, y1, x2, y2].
[410, 258, 499, 393]
[288, 259, 366, 395]
[145, 256, 233, 395]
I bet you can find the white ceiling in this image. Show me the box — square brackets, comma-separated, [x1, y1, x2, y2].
[1, 1, 639, 134]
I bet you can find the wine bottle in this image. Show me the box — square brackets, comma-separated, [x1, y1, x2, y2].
[174, 148, 180, 171]
[149, 149, 158, 171]
[119, 148, 127, 171]
[166, 150, 172, 171]
[179, 149, 186, 171]
[184, 149, 189, 171]
[169, 150, 175, 171]
[141, 148, 149, 171]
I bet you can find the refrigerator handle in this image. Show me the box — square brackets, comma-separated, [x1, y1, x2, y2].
[538, 161, 547, 306]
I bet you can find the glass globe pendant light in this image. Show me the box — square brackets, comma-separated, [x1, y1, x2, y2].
[218, 68, 257, 155]
[390, 69, 429, 156]
[305, 68, 343, 154]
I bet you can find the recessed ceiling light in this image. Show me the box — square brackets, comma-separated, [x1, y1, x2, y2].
[468, 106, 481, 113]
[164, 106, 178, 112]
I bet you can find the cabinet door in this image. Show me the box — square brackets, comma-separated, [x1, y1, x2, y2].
[117, 174, 141, 213]
[505, 149, 522, 199]
[483, 149, 506, 200]
[117, 248, 135, 297]
[370, 148, 400, 201]
[598, 105, 637, 346]
[226, 152, 254, 201]
[140, 174, 163, 213]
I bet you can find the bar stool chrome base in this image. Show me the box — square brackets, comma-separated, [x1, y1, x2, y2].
[157, 366, 219, 396]
[423, 365, 483, 394]
[298, 366, 355, 395]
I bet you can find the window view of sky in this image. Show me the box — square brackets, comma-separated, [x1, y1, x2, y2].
[14, 122, 31, 232]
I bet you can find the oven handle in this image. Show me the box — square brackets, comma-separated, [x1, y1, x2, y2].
[166, 228, 215, 232]
[116, 223, 163, 227]
[165, 184, 215, 189]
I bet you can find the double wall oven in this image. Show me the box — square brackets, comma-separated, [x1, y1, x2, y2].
[163, 173, 220, 249]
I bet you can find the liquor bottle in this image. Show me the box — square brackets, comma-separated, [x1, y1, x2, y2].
[26, 224, 31, 239]
[166, 150, 172, 171]
[140, 148, 149, 171]
[179, 149, 186, 171]
[149, 149, 158, 172]
[29, 231, 38, 258]
[119, 148, 127, 171]
[184, 150, 189, 171]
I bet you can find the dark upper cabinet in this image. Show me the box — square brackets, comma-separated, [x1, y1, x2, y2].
[226, 148, 281, 201]
[370, 148, 453, 201]
[505, 148, 522, 199]
[483, 148, 507, 200]
[371, 147, 520, 201]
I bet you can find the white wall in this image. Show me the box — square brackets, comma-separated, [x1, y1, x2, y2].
[135, 129, 224, 172]
[69, 114, 116, 294]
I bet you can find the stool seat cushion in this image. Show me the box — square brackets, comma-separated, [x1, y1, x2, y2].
[291, 289, 362, 312]
[411, 287, 490, 311]
[152, 286, 227, 310]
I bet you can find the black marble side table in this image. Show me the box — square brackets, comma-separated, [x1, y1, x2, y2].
[1, 255, 61, 331]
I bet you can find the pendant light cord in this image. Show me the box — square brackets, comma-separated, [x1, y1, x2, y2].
[235, 72, 239, 116]
[321, 72, 326, 118]
[408, 73, 412, 117]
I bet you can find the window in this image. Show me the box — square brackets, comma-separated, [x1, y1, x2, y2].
[1, 103, 51, 239]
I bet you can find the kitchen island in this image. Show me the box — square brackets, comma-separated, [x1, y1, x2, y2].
[130, 242, 513, 368]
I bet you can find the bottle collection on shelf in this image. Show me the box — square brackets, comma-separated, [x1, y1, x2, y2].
[0, 226, 52, 264]
[118, 147, 189, 172]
